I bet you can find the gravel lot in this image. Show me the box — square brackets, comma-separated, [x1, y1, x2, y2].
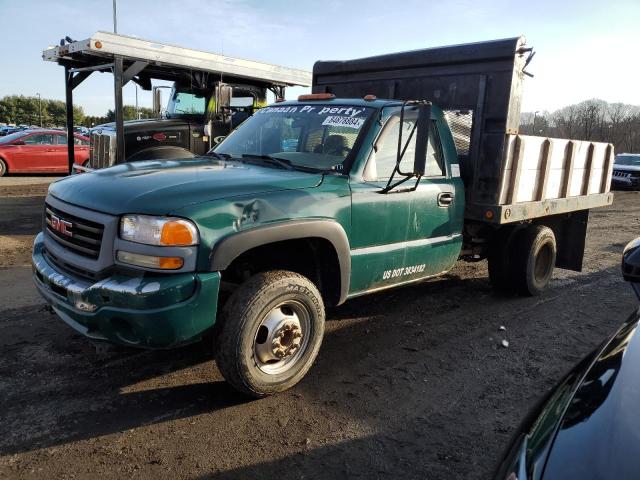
[0, 179, 638, 479]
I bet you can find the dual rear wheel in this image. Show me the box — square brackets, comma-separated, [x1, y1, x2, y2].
[488, 225, 557, 296]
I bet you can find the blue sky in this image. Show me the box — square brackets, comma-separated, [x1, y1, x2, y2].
[0, 0, 638, 116]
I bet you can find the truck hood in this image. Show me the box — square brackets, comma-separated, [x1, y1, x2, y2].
[613, 164, 640, 172]
[48, 158, 324, 215]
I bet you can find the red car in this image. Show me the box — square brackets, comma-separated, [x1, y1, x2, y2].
[0, 129, 89, 176]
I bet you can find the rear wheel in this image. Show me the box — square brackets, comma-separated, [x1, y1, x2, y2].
[512, 225, 557, 296]
[215, 270, 325, 397]
[0, 159, 7, 177]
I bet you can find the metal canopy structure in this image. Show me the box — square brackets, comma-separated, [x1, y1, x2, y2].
[43, 32, 313, 173]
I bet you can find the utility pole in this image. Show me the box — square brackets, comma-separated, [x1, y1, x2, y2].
[113, 0, 118, 33]
[36, 93, 42, 127]
[533, 110, 539, 135]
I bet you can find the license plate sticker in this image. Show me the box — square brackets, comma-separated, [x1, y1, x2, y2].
[322, 116, 366, 129]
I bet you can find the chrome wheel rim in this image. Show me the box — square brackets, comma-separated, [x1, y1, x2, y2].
[253, 300, 310, 375]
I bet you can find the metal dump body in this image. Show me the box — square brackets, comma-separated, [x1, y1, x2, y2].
[470, 134, 614, 223]
[312, 37, 614, 224]
[44, 31, 312, 87]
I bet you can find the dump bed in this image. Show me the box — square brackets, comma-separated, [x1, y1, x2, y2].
[312, 37, 614, 224]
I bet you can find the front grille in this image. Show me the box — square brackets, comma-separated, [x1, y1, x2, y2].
[613, 170, 633, 178]
[89, 131, 116, 169]
[45, 203, 104, 259]
[44, 247, 102, 280]
[613, 170, 640, 178]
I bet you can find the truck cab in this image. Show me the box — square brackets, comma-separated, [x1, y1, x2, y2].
[88, 81, 268, 168]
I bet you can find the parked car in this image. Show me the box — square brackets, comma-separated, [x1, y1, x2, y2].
[611, 153, 640, 190]
[0, 126, 20, 137]
[494, 237, 640, 480]
[0, 129, 89, 176]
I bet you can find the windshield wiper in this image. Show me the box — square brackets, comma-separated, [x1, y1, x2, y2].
[241, 154, 294, 170]
[206, 151, 232, 160]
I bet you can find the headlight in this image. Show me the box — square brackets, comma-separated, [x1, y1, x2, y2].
[120, 215, 199, 246]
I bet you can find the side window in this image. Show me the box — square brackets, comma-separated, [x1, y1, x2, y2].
[367, 118, 444, 181]
[73, 136, 88, 146]
[425, 126, 445, 177]
[370, 117, 415, 180]
[24, 134, 54, 145]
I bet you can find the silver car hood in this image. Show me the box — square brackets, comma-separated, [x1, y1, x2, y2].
[613, 164, 640, 172]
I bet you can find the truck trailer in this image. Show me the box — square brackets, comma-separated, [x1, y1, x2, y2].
[33, 37, 614, 397]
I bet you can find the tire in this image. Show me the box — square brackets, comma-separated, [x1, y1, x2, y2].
[487, 227, 518, 292]
[512, 225, 557, 296]
[0, 159, 7, 177]
[215, 270, 325, 397]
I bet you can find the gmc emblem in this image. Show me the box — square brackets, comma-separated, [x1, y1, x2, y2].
[50, 214, 73, 237]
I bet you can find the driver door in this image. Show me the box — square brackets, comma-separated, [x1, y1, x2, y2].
[349, 116, 414, 294]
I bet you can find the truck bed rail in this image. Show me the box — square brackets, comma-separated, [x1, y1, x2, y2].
[466, 134, 614, 224]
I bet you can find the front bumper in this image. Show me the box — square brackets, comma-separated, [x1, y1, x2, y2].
[32, 233, 220, 349]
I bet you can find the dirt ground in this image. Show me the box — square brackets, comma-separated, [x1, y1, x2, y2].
[0, 179, 638, 479]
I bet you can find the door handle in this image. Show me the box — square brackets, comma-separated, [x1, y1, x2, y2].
[437, 192, 454, 207]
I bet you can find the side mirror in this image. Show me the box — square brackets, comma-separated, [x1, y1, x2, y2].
[215, 83, 233, 117]
[622, 238, 640, 282]
[413, 103, 432, 176]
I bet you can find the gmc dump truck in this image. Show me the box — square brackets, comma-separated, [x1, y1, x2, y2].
[33, 37, 614, 397]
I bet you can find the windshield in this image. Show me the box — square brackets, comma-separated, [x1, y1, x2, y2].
[213, 104, 373, 172]
[166, 90, 207, 117]
[0, 130, 28, 144]
[615, 155, 640, 166]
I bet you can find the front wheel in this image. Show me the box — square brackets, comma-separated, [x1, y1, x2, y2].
[0, 159, 7, 177]
[215, 270, 325, 397]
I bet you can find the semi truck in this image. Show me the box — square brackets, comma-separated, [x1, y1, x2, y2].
[43, 32, 312, 171]
[33, 37, 614, 397]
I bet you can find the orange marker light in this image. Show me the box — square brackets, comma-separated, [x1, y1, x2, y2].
[160, 221, 197, 246]
[94, 41, 102, 49]
[485, 210, 494, 220]
[298, 93, 335, 101]
[159, 257, 184, 269]
[364, 94, 377, 101]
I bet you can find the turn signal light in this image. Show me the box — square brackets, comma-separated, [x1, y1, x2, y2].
[117, 251, 184, 270]
[161, 221, 197, 246]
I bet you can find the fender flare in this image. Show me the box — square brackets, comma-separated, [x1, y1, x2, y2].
[126, 146, 195, 162]
[210, 219, 351, 304]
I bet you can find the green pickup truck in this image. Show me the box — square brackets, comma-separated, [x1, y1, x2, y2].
[33, 37, 614, 396]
